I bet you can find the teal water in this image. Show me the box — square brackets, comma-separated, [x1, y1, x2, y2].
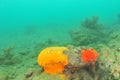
[0, 0, 120, 48]
[0, 0, 120, 46]
[0, 0, 120, 45]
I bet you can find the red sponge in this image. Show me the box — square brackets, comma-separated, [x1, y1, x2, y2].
[81, 49, 99, 64]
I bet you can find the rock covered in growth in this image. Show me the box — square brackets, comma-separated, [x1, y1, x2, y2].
[99, 46, 120, 80]
[65, 46, 99, 67]
[64, 46, 109, 80]
[65, 46, 82, 67]
[37, 46, 116, 80]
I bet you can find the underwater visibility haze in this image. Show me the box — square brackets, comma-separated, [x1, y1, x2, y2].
[0, 0, 120, 80]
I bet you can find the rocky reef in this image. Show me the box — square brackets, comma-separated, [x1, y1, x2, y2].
[23, 44, 120, 80]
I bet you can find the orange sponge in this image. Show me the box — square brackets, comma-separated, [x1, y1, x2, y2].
[81, 49, 99, 64]
[38, 47, 68, 74]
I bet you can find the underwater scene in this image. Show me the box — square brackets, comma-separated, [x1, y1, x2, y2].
[0, 0, 120, 80]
